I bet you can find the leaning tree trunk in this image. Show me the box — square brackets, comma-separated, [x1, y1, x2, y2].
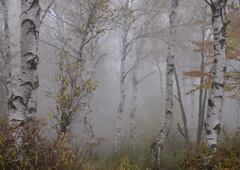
[204, 0, 228, 151]
[8, 0, 41, 125]
[151, 0, 178, 169]
[151, 55, 174, 170]
[174, 67, 189, 144]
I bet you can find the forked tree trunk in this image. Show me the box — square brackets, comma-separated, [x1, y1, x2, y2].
[151, 0, 178, 169]
[204, 0, 228, 151]
[8, 0, 41, 125]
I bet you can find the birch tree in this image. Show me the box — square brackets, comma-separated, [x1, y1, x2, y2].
[204, 0, 228, 150]
[129, 38, 155, 150]
[25, 0, 55, 117]
[196, 6, 210, 144]
[183, 5, 214, 144]
[129, 41, 141, 151]
[66, 1, 115, 145]
[114, 0, 130, 151]
[8, 0, 41, 125]
[151, 0, 178, 169]
[114, 0, 158, 151]
[0, 0, 10, 113]
[128, 4, 158, 149]
[45, 0, 114, 157]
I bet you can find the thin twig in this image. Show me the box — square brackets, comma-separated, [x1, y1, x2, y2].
[40, 0, 55, 26]
[137, 70, 156, 84]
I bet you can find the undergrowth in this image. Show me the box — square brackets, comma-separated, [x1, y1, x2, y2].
[1, 116, 240, 170]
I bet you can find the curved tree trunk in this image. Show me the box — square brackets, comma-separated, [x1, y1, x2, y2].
[8, 0, 41, 125]
[151, 55, 174, 170]
[151, 0, 178, 169]
[204, 0, 228, 151]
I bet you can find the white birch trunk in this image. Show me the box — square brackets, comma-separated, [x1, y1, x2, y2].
[129, 46, 140, 150]
[2, 0, 11, 82]
[151, 0, 178, 169]
[237, 61, 240, 127]
[1, 0, 11, 114]
[236, 83, 240, 128]
[205, 0, 227, 150]
[83, 93, 97, 158]
[8, 0, 41, 124]
[82, 41, 97, 142]
[114, 0, 129, 151]
[81, 40, 101, 158]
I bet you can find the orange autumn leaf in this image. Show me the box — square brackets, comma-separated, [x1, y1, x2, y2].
[183, 70, 212, 78]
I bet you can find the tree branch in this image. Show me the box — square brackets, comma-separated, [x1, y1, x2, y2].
[40, 0, 55, 26]
[123, 65, 135, 79]
[177, 123, 187, 139]
[204, 0, 212, 7]
[137, 70, 156, 84]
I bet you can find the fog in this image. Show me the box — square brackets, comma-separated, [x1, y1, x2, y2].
[0, 0, 240, 169]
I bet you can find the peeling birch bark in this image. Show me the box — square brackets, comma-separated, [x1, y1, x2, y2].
[9, 0, 41, 125]
[151, 0, 178, 169]
[25, 0, 54, 117]
[204, 0, 228, 150]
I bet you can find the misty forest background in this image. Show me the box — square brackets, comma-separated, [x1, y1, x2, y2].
[0, 0, 240, 170]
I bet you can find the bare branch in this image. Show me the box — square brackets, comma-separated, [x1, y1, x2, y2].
[123, 65, 135, 79]
[204, 0, 212, 7]
[93, 53, 107, 68]
[137, 70, 156, 84]
[39, 39, 76, 59]
[40, 0, 55, 26]
[177, 123, 187, 139]
[0, 78, 8, 95]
